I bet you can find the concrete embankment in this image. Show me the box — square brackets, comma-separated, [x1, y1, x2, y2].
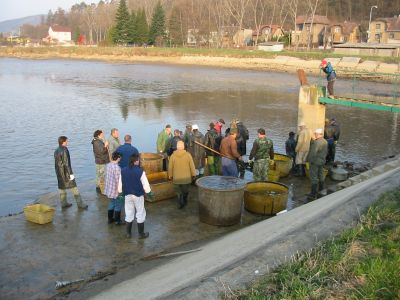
[90, 158, 400, 300]
[0, 47, 398, 81]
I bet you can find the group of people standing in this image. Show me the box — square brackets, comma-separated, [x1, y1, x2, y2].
[285, 118, 341, 200]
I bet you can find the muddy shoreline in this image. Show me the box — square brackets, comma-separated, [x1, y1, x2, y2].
[0, 48, 398, 82]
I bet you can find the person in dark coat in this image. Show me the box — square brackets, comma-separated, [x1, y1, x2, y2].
[54, 136, 87, 209]
[285, 131, 296, 170]
[92, 129, 110, 193]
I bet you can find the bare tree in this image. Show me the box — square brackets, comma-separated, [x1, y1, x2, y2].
[224, 0, 251, 29]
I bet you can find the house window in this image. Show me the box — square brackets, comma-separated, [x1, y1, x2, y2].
[305, 25, 310, 31]
[389, 33, 395, 39]
[375, 33, 381, 42]
[376, 23, 381, 30]
[334, 27, 340, 33]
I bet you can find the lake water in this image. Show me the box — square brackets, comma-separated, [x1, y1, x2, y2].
[0, 58, 398, 215]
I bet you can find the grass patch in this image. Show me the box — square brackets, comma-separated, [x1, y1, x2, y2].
[232, 189, 400, 300]
[1, 46, 399, 64]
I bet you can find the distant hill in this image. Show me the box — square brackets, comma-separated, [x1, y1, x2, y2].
[0, 15, 44, 34]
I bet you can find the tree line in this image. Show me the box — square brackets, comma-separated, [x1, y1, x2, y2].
[19, 0, 400, 47]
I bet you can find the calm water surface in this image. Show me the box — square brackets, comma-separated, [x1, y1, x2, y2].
[0, 58, 398, 215]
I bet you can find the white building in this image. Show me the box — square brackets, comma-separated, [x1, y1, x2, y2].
[48, 25, 72, 43]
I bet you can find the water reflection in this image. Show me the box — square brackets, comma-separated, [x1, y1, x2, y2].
[0, 58, 399, 215]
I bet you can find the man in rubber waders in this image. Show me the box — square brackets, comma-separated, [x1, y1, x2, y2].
[249, 128, 274, 181]
[168, 141, 196, 209]
[307, 128, 328, 201]
[54, 136, 88, 209]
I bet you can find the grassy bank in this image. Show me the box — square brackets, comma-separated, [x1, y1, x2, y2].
[1, 46, 399, 64]
[232, 189, 400, 299]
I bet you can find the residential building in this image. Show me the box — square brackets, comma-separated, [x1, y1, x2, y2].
[369, 16, 400, 43]
[47, 25, 72, 43]
[291, 15, 330, 47]
[331, 21, 361, 44]
[252, 25, 285, 43]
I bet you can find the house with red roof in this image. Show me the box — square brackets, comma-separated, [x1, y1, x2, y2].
[291, 15, 330, 47]
[46, 25, 72, 44]
[252, 24, 285, 43]
[369, 16, 400, 43]
[331, 21, 361, 44]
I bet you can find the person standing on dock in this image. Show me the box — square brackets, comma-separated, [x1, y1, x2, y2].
[115, 134, 139, 169]
[157, 124, 173, 171]
[249, 128, 274, 181]
[92, 130, 110, 193]
[214, 118, 225, 135]
[167, 129, 183, 156]
[307, 129, 328, 201]
[121, 154, 154, 239]
[168, 141, 196, 209]
[295, 122, 311, 177]
[220, 128, 242, 177]
[107, 128, 120, 159]
[320, 59, 337, 98]
[54, 136, 88, 209]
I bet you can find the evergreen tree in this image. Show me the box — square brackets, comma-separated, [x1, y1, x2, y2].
[168, 6, 184, 46]
[114, 0, 130, 44]
[148, 1, 166, 46]
[135, 9, 149, 45]
[128, 11, 137, 44]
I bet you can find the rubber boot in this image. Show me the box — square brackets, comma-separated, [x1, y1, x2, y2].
[301, 165, 306, 177]
[125, 222, 132, 238]
[294, 165, 302, 177]
[307, 184, 318, 201]
[114, 211, 125, 225]
[60, 191, 72, 209]
[107, 210, 114, 224]
[178, 194, 184, 209]
[74, 194, 88, 209]
[318, 181, 326, 197]
[137, 222, 149, 239]
[183, 192, 189, 207]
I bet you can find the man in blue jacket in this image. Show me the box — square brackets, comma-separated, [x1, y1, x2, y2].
[116, 134, 139, 168]
[320, 59, 337, 98]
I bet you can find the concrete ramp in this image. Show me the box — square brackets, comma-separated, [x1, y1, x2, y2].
[90, 162, 400, 300]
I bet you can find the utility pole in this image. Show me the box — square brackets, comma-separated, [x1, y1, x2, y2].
[368, 5, 378, 43]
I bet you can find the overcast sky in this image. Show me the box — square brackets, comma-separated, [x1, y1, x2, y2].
[0, 0, 89, 22]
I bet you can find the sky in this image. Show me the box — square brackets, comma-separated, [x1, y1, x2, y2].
[0, 0, 89, 22]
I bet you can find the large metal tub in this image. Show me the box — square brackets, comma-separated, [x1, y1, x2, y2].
[196, 176, 246, 226]
[244, 181, 288, 215]
[140, 153, 163, 175]
[274, 153, 293, 177]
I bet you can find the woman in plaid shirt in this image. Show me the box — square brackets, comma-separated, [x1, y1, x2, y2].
[104, 152, 124, 225]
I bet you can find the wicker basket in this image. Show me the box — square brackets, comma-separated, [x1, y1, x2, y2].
[24, 204, 55, 224]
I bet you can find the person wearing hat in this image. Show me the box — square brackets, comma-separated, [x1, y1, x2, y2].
[220, 128, 242, 177]
[320, 59, 336, 98]
[214, 118, 225, 135]
[191, 124, 205, 178]
[295, 122, 311, 177]
[156, 124, 173, 171]
[306, 128, 328, 201]
[204, 122, 221, 175]
[249, 128, 274, 181]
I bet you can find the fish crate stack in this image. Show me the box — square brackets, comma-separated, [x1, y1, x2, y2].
[140, 153, 176, 202]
